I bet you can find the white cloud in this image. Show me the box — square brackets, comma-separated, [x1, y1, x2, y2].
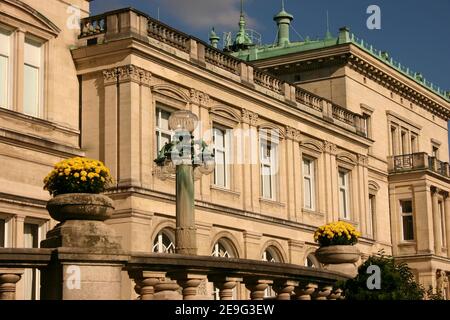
[160, 0, 259, 31]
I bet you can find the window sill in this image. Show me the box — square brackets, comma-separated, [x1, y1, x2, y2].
[302, 209, 324, 217]
[0, 106, 79, 135]
[398, 241, 416, 246]
[259, 198, 285, 207]
[210, 185, 240, 196]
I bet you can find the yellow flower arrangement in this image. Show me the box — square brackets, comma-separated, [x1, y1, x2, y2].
[314, 221, 361, 247]
[43, 157, 113, 196]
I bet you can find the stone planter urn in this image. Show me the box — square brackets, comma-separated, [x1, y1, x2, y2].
[46, 193, 114, 222]
[315, 245, 361, 278]
[41, 193, 121, 250]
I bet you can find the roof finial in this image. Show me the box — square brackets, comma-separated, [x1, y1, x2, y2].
[325, 10, 332, 39]
[282, 0, 285, 11]
[241, 0, 244, 16]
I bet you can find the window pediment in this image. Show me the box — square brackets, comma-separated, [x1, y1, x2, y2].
[337, 151, 357, 166]
[0, 0, 60, 37]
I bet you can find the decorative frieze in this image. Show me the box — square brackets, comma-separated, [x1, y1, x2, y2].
[242, 109, 259, 126]
[102, 65, 152, 86]
[190, 89, 210, 106]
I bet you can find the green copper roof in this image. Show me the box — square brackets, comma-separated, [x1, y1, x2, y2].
[230, 27, 450, 102]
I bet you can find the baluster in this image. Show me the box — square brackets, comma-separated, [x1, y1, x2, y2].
[153, 278, 181, 300]
[328, 288, 343, 300]
[313, 285, 333, 300]
[273, 280, 298, 300]
[245, 278, 273, 300]
[294, 283, 318, 300]
[169, 271, 208, 300]
[210, 276, 243, 300]
[0, 269, 23, 300]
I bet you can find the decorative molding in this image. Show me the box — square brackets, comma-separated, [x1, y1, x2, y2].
[242, 109, 259, 126]
[300, 138, 324, 153]
[357, 154, 369, 167]
[336, 151, 358, 165]
[258, 123, 285, 139]
[190, 89, 210, 107]
[210, 105, 241, 125]
[368, 180, 380, 192]
[286, 126, 301, 141]
[102, 65, 152, 86]
[323, 141, 337, 155]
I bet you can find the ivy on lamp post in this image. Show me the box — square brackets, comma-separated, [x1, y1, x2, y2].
[154, 110, 214, 255]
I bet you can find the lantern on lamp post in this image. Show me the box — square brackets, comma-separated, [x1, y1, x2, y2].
[154, 110, 214, 255]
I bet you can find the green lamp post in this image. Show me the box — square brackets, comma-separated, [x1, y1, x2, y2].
[154, 110, 215, 255]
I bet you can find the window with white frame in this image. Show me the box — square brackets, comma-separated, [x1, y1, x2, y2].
[0, 27, 11, 109]
[23, 37, 43, 117]
[400, 200, 414, 241]
[155, 106, 173, 154]
[152, 229, 175, 254]
[338, 170, 350, 219]
[213, 126, 231, 188]
[260, 138, 278, 200]
[302, 157, 316, 210]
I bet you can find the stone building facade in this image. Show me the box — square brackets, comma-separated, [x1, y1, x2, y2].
[0, 0, 449, 299]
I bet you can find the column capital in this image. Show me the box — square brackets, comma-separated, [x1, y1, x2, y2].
[190, 89, 210, 107]
[285, 126, 301, 141]
[242, 109, 259, 126]
[323, 141, 337, 155]
[102, 65, 152, 87]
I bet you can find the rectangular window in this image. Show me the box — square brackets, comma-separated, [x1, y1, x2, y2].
[303, 157, 316, 210]
[155, 107, 173, 155]
[260, 139, 277, 200]
[24, 223, 40, 300]
[368, 194, 376, 238]
[439, 201, 446, 246]
[213, 126, 230, 188]
[400, 200, 414, 241]
[24, 38, 43, 117]
[411, 134, 418, 153]
[401, 131, 408, 155]
[0, 28, 11, 109]
[390, 126, 398, 156]
[0, 219, 5, 248]
[362, 114, 371, 138]
[339, 170, 350, 219]
[432, 146, 439, 159]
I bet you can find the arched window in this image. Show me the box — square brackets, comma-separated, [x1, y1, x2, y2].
[211, 238, 237, 258]
[261, 246, 284, 298]
[262, 246, 283, 263]
[152, 228, 175, 253]
[304, 253, 319, 268]
[210, 238, 239, 299]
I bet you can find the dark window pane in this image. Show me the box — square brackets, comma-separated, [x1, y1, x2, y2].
[402, 216, 414, 240]
[401, 200, 412, 213]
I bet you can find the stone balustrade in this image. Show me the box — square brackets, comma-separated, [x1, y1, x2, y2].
[0, 248, 348, 300]
[126, 253, 348, 301]
[388, 152, 450, 178]
[76, 8, 370, 139]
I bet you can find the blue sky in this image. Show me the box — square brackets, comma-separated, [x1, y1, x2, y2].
[91, 0, 450, 92]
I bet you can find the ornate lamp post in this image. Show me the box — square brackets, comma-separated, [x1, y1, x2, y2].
[154, 110, 214, 255]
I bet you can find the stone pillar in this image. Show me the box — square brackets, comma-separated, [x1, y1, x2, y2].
[210, 276, 242, 300]
[431, 187, 442, 254]
[245, 278, 273, 300]
[40, 194, 127, 300]
[0, 269, 23, 300]
[328, 288, 343, 300]
[445, 195, 450, 257]
[273, 280, 298, 300]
